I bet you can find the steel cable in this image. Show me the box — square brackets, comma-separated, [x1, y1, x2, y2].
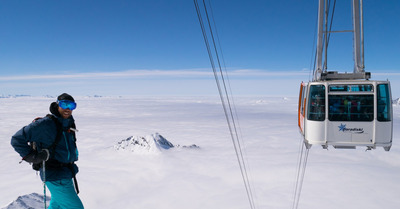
[194, 1, 256, 208]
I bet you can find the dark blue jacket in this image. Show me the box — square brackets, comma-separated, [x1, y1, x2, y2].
[11, 114, 79, 181]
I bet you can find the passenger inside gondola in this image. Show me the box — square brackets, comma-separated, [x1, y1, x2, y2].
[328, 95, 374, 121]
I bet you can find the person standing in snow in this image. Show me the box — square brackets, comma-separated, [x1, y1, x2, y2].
[11, 93, 84, 209]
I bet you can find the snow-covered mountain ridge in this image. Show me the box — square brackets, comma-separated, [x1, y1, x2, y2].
[393, 98, 400, 106]
[114, 133, 199, 153]
[2, 193, 50, 209]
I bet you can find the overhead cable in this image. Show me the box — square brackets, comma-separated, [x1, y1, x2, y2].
[194, 1, 256, 208]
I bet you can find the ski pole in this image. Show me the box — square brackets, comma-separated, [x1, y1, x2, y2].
[43, 160, 46, 209]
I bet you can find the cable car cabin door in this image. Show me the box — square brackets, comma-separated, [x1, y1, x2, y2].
[325, 82, 392, 150]
[327, 84, 374, 147]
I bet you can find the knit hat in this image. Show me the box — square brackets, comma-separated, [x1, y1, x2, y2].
[57, 93, 75, 102]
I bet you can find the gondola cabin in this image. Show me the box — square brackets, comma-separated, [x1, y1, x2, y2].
[298, 80, 392, 151]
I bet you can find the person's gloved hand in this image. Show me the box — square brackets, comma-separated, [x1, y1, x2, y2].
[23, 149, 50, 164]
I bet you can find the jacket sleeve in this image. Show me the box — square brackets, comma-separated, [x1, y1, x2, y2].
[11, 125, 34, 158]
[11, 118, 57, 160]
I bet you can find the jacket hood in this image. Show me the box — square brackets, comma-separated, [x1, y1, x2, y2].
[49, 102, 62, 117]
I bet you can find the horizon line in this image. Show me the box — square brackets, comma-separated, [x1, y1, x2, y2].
[0, 69, 312, 81]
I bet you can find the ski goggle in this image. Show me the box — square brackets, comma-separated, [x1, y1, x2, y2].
[58, 100, 77, 110]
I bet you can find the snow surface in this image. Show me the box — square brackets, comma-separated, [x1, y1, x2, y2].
[1, 96, 399, 209]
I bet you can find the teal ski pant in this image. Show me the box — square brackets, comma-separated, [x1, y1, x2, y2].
[46, 179, 84, 209]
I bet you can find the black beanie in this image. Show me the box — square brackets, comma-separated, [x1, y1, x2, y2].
[57, 93, 75, 102]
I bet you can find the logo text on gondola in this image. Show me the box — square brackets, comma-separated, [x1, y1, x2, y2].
[338, 123, 364, 134]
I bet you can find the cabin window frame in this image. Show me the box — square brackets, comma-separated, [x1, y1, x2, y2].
[377, 84, 392, 122]
[327, 94, 374, 121]
[307, 84, 326, 121]
[327, 84, 375, 122]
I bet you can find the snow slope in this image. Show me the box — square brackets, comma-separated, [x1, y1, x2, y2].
[2, 193, 50, 209]
[1, 96, 399, 209]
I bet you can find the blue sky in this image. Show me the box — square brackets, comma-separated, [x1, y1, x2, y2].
[0, 0, 399, 97]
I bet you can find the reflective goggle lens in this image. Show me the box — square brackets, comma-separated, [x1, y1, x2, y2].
[58, 100, 77, 110]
